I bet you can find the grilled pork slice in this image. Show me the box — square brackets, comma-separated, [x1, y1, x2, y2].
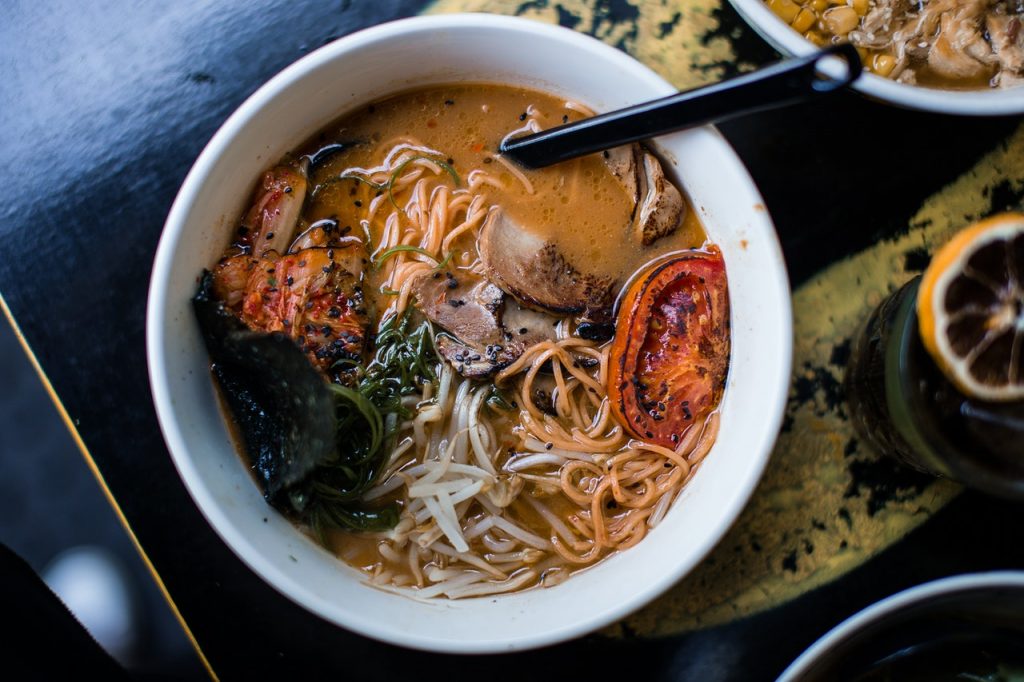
[478, 209, 617, 324]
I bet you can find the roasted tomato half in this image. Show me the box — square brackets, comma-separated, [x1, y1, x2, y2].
[608, 249, 730, 449]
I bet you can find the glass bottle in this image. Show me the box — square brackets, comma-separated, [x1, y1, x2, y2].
[845, 276, 1024, 499]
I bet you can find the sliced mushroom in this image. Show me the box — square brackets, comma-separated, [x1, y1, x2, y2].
[603, 144, 685, 246]
[503, 300, 559, 348]
[635, 150, 685, 246]
[413, 269, 504, 346]
[604, 145, 639, 211]
[478, 209, 617, 323]
[412, 268, 566, 378]
[412, 268, 519, 378]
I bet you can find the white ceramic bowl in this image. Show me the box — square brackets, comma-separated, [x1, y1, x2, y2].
[147, 14, 792, 653]
[728, 0, 1024, 115]
[778, 572, 1024, 680]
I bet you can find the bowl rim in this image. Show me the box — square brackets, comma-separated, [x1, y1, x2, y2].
[777, 571, 1024, 681]
[727, 0, 1024, 116]
[146, 12, 793, 652]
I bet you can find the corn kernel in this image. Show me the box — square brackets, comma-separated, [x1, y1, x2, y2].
[872, 53, 896, 77]
[823, 5, 859, 34]
[803, 29, 828, 45]
[810, 0, 828, 12]
[851, 0, 869, 15]
[768, 0, 801, 23]
[792, 7, 817, 33]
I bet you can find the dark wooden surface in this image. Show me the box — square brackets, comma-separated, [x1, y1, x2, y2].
[3, 1, 1024, 679]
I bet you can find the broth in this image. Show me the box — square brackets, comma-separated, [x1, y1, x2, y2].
[202, 82, 729, 598]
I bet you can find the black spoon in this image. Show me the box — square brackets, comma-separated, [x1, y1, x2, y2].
[500, 44, 862, 169]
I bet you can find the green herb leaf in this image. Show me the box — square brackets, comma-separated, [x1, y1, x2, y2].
[374, 244, 441, 270]
[300, 307, 440, 535]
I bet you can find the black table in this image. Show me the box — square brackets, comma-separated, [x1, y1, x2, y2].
[4, 1, 1024, 679]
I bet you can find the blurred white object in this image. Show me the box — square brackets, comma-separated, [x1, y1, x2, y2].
[42, 546, 138, 665]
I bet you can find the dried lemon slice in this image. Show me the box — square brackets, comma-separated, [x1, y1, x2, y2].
[917, 213, 1024, 401]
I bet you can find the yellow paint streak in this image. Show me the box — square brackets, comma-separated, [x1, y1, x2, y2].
[427, 0, 756, 89]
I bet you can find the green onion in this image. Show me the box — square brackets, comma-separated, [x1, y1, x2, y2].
[486, 385, 516, 412]
[338, 174, 387, 191]
[433, 250, 455, 271]
[374, 244, 440, 270]
[300, 308, 440, 536]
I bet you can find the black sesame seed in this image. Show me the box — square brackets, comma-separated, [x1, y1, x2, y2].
[519, 112, 527, 121]
[354, 200, 362, 207]
[283, 186, 293, 194]
[444, 99, 455, 106]
[519, 327, 528, 334]
[266, 232, 275, 239]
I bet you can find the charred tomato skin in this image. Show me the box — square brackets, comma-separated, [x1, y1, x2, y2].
[608, 249, 730, 449]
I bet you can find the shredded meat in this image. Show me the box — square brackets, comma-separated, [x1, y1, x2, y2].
[847, 0, 1023, 87]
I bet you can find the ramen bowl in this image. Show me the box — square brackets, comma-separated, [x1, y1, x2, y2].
[728, 0, 1024, 115]
[147, 14, 791, 653]
[778, 572, 1024, 680]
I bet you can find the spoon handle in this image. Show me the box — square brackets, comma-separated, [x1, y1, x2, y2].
[500, 44, 862, 169]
